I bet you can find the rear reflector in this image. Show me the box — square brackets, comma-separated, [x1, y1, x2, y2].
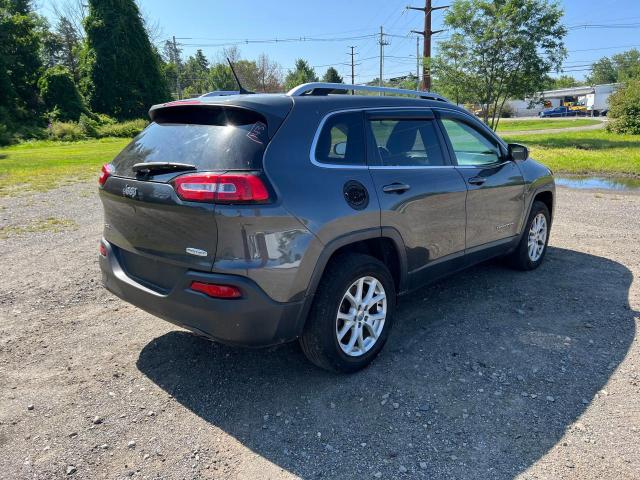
[190, 281, 242, 299]
[173, 173, 269, 203]
[98, 163, 114, 186]
[99, 242, 107, 256]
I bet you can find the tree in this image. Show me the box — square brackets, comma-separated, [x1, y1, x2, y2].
[432, 0, 566, 129]
[550, 75, 582, 89]
[80, 0, 170, 119]
[587, 49, 640, 85]
[256, 53, 282, 92]
[322, 67, 343, 84]
[38, 65, 85, 121]
[209, 63, 236, 91]
[607, 79, 640, 134]
[0, 0, 45, 130]
[182, 49, 211, 97]
[587, 57, 618, 85]
[284, 59, 318, 90]
[41, 16, 81, 82]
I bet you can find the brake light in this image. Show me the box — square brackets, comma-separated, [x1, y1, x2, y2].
[173, 173, 269, 203]
[98, 163, 113, 186]
[99, 242, 107, 256]
[190, 281, 242, 299]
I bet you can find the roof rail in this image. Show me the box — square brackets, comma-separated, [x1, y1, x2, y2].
[286, 82, 450, 103]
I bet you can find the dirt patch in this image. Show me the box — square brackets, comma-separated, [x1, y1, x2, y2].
[0, 183, 638, 479]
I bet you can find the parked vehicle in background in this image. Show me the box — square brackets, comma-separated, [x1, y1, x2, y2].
[539, 106, 578, 118]
[98, 82, 555, 373]
[586, 83, 618, 116]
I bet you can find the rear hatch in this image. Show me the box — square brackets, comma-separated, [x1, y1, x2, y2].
[99, 98, 291, 292]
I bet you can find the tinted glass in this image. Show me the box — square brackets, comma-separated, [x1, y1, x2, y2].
[441, 118, 502, 166]
[369, 118, 445, 167]
[315, 111, 365, 165]
[111, 110, 268, 177]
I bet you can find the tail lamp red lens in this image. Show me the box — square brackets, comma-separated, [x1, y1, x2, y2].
[190, 281, 242, 299]
[98, 163, 114, 186]
[173, 173, 269, 203]
[99, 242, 107, 256]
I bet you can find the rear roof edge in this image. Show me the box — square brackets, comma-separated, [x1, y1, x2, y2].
[149, 94, 294, 138]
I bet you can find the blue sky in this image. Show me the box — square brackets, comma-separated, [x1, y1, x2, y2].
[38, 0, 640, 82]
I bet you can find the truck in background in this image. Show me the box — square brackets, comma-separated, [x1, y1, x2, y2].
[585, 83, 619, 116]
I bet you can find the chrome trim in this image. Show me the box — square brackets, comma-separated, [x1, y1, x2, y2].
[309, 108, 369, 169]
[369, 165, 455, 170]
[287, 82, 450, 103]
[308, 105, 491, 170]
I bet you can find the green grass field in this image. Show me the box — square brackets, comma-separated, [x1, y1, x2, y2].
[0, 138, 128, 196]
[503, 130, 640, 176]
[496, 118, 601, 132]
[1, 129, 639, 196]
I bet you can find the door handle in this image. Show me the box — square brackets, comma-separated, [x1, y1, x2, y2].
[468, 176, 487, 186]
[382, 183, 411, 194]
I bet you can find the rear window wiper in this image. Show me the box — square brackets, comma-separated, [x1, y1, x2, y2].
[132, 162, 197, 175]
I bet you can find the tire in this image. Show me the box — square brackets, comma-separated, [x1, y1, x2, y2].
[508, 201, 551, 270]
[299, 253, 396, 373]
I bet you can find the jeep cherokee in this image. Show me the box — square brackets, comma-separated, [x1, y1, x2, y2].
[98, 82, 555, 373]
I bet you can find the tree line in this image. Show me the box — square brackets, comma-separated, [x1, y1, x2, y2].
[0, 0, 345, 144]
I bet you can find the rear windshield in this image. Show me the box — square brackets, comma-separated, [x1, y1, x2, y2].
[111, 107, 269, 177]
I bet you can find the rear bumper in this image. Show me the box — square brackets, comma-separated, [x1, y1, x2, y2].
[99, 240, 305, 347]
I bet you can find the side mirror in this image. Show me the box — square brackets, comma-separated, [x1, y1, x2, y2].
[333, 141, 347, 156]
[508, 143, 529, 161]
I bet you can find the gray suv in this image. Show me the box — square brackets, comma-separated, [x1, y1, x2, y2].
[98, 83, 554, 373]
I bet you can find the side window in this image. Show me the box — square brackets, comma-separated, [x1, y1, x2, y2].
[368, 118, 446, 167]
[440, 118, 502, 166]
[314, 111, 365, 166]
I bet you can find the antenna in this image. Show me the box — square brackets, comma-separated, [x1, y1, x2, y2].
[227, 58, 254, 95]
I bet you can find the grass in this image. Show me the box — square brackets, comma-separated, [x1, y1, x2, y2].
[496, 118, 601, 133]
[503, 130, 640, 176]
[0, 137, 129, 196]
[0, 217, 77, 239]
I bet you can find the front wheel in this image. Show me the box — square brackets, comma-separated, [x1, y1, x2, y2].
[299, 253, 396, 373]
[508, 201, 551, 270]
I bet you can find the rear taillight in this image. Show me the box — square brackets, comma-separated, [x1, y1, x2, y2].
[173, 173, 269, 203]
[98, 163, 113, 187]
[190, 281, 242, 299]
[99, 242, 107, 256]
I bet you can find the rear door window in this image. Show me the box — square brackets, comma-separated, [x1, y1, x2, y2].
[368, 118, 446, 167]
[111, 107, 269, 177]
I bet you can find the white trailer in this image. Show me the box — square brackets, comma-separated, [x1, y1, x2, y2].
[585, 83, 620, 116]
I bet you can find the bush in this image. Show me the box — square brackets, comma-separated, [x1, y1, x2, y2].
[48, 121, 85, 141]
[79, 113, 99, 137]
[96, 119, 148, 138]
[38, 66, 86, 122]
[607, 80, 640, 134]
[0, 123, 13, 146]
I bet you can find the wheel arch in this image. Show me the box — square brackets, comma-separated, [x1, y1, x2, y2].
[296, 228, 408, 334]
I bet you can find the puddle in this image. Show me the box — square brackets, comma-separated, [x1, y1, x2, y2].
[555, 176, 640, 192]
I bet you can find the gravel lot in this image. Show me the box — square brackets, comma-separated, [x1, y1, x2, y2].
[0, 183, 638, 479]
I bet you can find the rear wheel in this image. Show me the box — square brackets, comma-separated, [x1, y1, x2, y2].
[508, 201, 551, 270]
[299, 253, 395, 373]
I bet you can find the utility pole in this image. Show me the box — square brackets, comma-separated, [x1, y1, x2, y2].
[349, 46, 356, 89]
[408, 0, 448, 90]
[416, 36, 420, 90]
[172, 35, 182, 99]
[378, 26, 389, 94]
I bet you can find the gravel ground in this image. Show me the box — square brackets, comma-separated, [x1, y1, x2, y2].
[0, 183, 638, 480]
